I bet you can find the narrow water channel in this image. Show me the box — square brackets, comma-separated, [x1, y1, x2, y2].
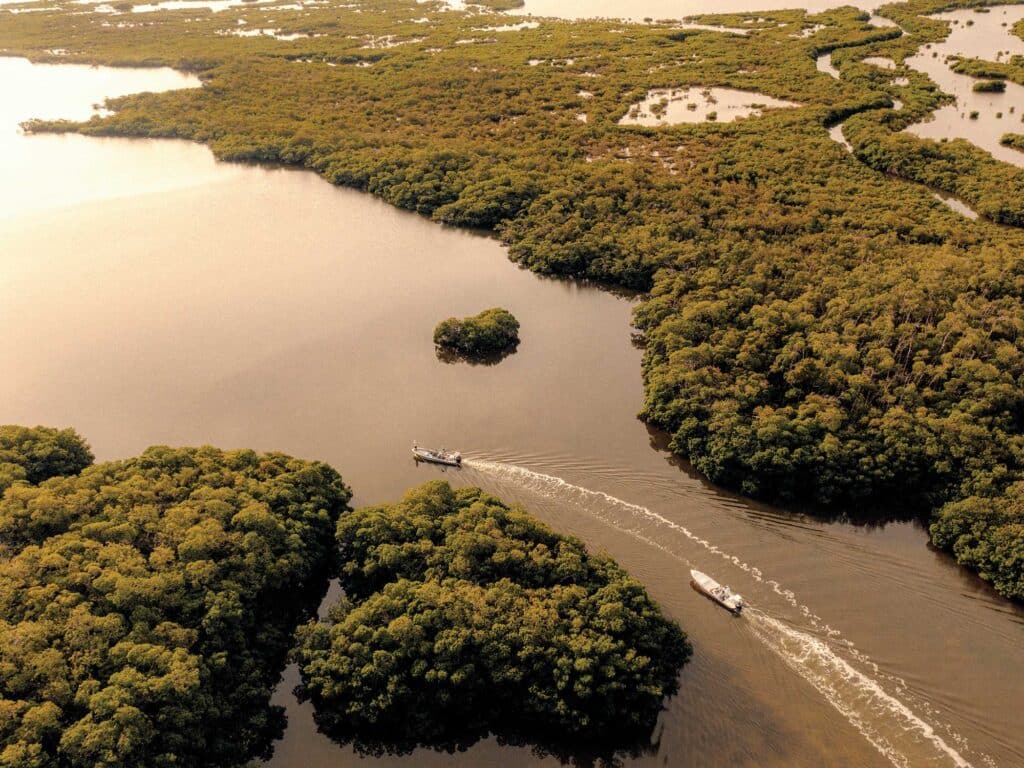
[1, 55, 1022, 768]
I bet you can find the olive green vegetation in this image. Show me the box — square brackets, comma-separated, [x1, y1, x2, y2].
[0, 437, 351, 767]
[1002, 131, 1024, 149]
[294, 481, 689, 760]
[472, 0, 525, 9]
[0, 425, 93, 493]
[951, 54, 1024, 85]
[971, 77, 1007, 91]
[433, 307, 520, 358]
[4, 1, 1024, 599]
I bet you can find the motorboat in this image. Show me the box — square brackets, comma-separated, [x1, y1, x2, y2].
[412, 443, 462, 467]
[690, 569, 744, 614]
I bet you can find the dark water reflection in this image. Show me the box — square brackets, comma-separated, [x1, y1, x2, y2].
[435, 342, 519, 365]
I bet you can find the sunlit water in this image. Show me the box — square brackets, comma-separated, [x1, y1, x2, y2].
[1, 55, 1022, 768]
[905, 6, 1024, 168]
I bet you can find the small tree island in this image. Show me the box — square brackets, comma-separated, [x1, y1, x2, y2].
[972, 79, 1007, 92]
[294, 481, 690, 761]
[433, 307, 520, 361]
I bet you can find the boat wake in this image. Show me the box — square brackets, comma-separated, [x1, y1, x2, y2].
[463, 458, 982, 768]
[745, 610, 973, 768]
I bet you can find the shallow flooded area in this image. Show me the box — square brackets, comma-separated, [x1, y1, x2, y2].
[619, 87, 799, 125]
[2, 48, 1023, 768]
[816, 51, 840, 78]
[905, 5, 1024, 168]
[862, 55, 897, 69]
[508, 0, 870, 20]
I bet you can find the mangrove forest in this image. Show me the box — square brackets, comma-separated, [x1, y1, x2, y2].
[2, 0, 1024, 601]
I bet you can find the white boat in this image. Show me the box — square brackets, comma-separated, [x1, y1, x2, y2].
[690, 569, 744, 614]
[412, 443, 462, 467]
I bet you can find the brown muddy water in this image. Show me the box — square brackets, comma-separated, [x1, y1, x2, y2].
[1, 54, 1023, 768]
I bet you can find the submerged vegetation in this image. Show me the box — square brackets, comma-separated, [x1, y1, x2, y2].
[3, 0, 1024, 599]
[0, 434, 351, 766]
[294, 481, 689, 759]
[434, 307, 520, 360]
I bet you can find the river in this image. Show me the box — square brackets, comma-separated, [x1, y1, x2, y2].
[1, 25, 1022, 768]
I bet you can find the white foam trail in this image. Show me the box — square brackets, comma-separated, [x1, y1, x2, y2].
[467, 459, 817, 618]
[747, 611, 972, 768]
[464, 458, 978, 768]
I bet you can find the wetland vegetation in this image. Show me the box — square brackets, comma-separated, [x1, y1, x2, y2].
[951, 52, 1024, 85]
[0, 434, 687, 765]
[0, 431, 352, 767]
[294, 480, 689, 760]
[3, 0, 1024, 603]
[434, 307, 520, 360]
[1002, 130, 1024, 148]
[0, 425, 93, 493]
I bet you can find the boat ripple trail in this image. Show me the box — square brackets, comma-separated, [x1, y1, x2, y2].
[464, 458, 978, 768]
[466, 459, 814, 619]
[746, 610, 972, 768]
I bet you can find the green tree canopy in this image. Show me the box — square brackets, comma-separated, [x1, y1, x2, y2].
[0, 425, 93, 494]
[0, 443, 350, 768]
[434, 307, 520, 360]
[294, 481, 689, 761]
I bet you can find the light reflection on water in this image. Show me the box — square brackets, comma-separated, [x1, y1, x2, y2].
[0, 58, 206, 218]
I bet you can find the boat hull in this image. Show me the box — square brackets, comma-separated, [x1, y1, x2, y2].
[412, 448, 461, 467]
[690, 569, 743, 614]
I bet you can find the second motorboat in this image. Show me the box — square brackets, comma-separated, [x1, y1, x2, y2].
[691, 569, 744, 614]
[412, 442, 462, 467]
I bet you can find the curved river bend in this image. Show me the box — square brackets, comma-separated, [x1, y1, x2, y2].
[1, 54, 1022, 768]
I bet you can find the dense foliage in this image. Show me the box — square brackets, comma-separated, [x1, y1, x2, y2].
[0, 425, 93, 493]
[0, 443, 350, 767]
[1002, 131, 1024, 150]
[294, 481, 689, 759]
[971, 78, 1006, 91]
[433, 307, 520, 359]
[5, 0, 1024, 599]
[951, 53, 1024, 86]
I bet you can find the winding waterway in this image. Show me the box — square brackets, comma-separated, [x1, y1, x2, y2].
[1, 42, 1022, 768]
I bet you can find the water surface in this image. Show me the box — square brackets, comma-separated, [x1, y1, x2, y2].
[905, 6, 1024, 168]
[619, 86, 799, 125]
[1, 56, 1022, 768]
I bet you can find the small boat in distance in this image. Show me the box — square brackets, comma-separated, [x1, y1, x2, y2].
[690, 569, 744, 614]
[412, 442, 462, 467]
